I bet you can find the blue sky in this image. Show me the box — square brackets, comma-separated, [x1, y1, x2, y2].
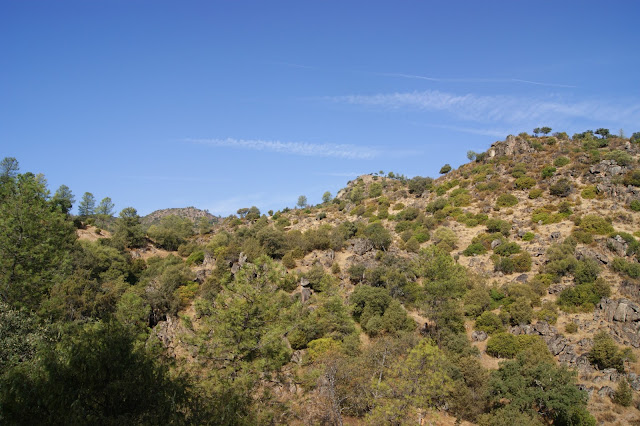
[2, 1, 639, 216]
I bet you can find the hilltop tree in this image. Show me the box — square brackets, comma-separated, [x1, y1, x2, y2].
[322, 191, 332, 204]
[631, 132, 640, 143]
[77, 192, 96, 217]
[595, 128, 610, 139]
[95, 197, 115, 216]
[540, 127, 552, 136]
[297, 195, 308, 208]
[52, 184, 75, 214]
[533, 128, 541, 136]
[466, 151, 477, 161]
[439, 164, 452, 174]
[0, 157, 19, 179]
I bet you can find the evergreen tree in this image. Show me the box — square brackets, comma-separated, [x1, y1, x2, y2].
[77, 192, 96, 217]
[0, 172, 76, 309]
[95, 196, 115, 216]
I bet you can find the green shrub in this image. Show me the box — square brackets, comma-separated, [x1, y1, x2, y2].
[565, 322, 578, 333]
[475, 311, 504, 334]
[581, 186, 597, 199]
[588, 330, 635, 372]
[579, 215, 614, 235]
[463, 242, 487, 256]
[549, 179, 572, 197]
[528, 188, 543, 199]
[494, 242, 521, 257]
[486, 333, 548, 358]
[512, 252, 532, 272]
[630, 200, 640, 211]
[611, 257, 640, 279]
[511, 163, 527, 178]
[613, 379, 633, 406]
[496, 193, 519, 208]
[553, 156, 570, 167]
[486, 218, 511, 236]
[493, 256, 515, 274]
[572, 229, 594, 244]
[185, 250, 205, 266]
[541, 165, 556, 179]
[623, 170, 640, 187]
[605, 150, 633, 167]
[514, 176, 536, 190]
[522, 232, 535, 241]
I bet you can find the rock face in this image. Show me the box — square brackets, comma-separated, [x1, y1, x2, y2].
[595, 298, 640, 347]
[487, 135, 535, 158]
[471, 330, 488, 342]
[509, 321, 585, 368]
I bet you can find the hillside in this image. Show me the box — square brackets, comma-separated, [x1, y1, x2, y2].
[142, 206, 218, 226]
[3, 129, 640, 424]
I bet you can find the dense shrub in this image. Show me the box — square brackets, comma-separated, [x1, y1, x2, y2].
[553, 156, 570, 167]
[623, 170, 640, 187]
[541, 165, 556, 179]
[486, 218, 511, 236]
[630, 200, 640, 211]
[494, 242, 521, 257]
[514, 176, 536, 190]
[522, 232, 535, 242]
[486, 333, 547, 358]
[588, 331, 635, 372]
[528, 188, 543, 199]
[579, 215, 614, 235]
[581, 186, 597, 199]
[611, 257, 640, 279]
[463, 242, 487, 256]
[475, 311, 504, 334]
[549, 179, 572, 197]
[495, 193, 518, 208]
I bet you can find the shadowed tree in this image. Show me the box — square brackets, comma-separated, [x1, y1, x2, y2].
[77, 192, 96, 217]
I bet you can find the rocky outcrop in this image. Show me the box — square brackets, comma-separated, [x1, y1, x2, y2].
[487, 135, 535, 158]
[595, 298, 640, 347]
[509, 321, 587, 370]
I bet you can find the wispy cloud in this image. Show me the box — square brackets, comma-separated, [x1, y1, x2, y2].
[377, 73, 577, 88]
[186, 137, 380, 160]
[332, 90, 640, 126]
[410, 122, 510, 138]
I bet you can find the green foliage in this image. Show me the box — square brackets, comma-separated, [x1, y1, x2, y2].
[514, 176, 536, 190]
[522, 232, 535, 241]
[553, 156, 570, 167]
[579, 214, 614, 235]
[486, 333, 548, 358]
[0, 321, 191, 425]
[565, 322, 578, 333]
[0, 172, 76, 310]
[296, 195, 307, 208]
[549, 178, 572, 197]
[604, 149, 633, 166]
[541, 165, 556, 179]
[528, 188, 543, 199]
[186, 250, 205, 266]
[432, 226, 458, 251]
[475, 311, 504, 334]
[78, 191, 96, 217]
[463, 242, 487, 256]
[439, 163, 452, 174]
[588, 330, 634, 372]
[486, 218, 511, 236]
[494, 242, 521, 256]
[484, 352, 594, 425]
[52, 184, 75, 214]
[463, 286, 491, 317]
[113, 207, 146, 248]
[613, 379, 633, 406]
[630, 200, 640, 211]
[364, 222, 392, 250]
[496, 193, 518, 208]
[623, 170, 640, 187]
[611, 257, 640, 279]
[581, 185, 597, 199]
[506, 297, 533, 325]
[147, 215, 194, 251]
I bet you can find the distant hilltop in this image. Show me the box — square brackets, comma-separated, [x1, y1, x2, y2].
[142, 206, 218, 225]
